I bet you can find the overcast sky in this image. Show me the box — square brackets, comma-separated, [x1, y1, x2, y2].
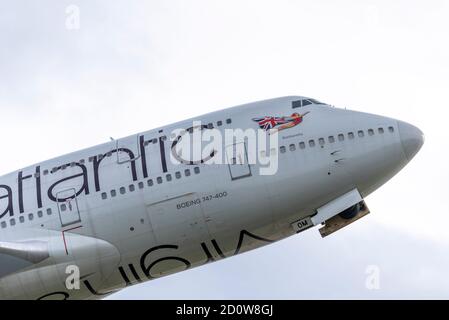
[0, 0, 448, 299]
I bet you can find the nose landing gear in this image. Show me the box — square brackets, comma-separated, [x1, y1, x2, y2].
[339, 203, 361, 220]
[319, 201, 370, 238]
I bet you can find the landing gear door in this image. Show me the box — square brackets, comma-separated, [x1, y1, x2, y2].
[56, 188, 81, 228]
[225, 142, 252, 180]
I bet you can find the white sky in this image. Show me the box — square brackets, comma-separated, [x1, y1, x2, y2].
[0, 0, 448, 299]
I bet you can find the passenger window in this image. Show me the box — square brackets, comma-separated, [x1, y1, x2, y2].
[290, 144, 296, 151]
[318, 138, 325, 146]
[138, 182, 144, 189]
[378, 127, 384, 134]
[28, 213, 33, 221]
[358, 130, 365, 138]
[226, 119, 232, 124]
[309, 140, 316, 147]
[299, 142, 306, 149]
[175, 172, 181, 179]
[194, 167, 200, 174]
[185, 169, 191, 177]
[348, 132, 354, 139]
[47, 208, 52, 215]
[101, 192, 107, 200]
[157, 177, 163, 184]
[389, 126, 394, 133]
[120, 187, 126, 194]
[280, 146, 286, 153]
[37, 211, 43, 218]
[111, 190, 117, 197]
[368, 129, 374, 136]
[217, 121, 223, 127]
[19, 216, 25, 223]
[1, 221, 6, 228]
[10, 219, 15, 226]
[61, 204, 67, 211]
[338, 134, 344, 141]
[166, 174, 172, 182]
[328, 136, 335, 143]
[147, 180, 153, 187]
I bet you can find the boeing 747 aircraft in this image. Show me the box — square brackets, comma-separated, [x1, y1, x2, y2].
[0, 96, 424, 299]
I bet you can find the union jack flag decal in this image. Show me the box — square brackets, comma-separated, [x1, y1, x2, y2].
[252, 116, 289, 131]
[252, 112, 309, 132]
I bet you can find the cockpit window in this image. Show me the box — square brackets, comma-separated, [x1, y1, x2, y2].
[292, 98, 327, 108]
[302, 100, 312, 107]
[292, 100, 302, 108]
[309, 99, 326, 105]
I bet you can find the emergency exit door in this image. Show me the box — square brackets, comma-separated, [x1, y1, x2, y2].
[56, 188, 81, 228]
[225, 142, 252, 180]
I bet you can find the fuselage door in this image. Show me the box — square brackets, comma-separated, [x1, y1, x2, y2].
[225, 142, 252, 180]
[56, 188, 81, 228]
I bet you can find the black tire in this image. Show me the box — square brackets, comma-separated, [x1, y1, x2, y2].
[339, 203, 360, 220]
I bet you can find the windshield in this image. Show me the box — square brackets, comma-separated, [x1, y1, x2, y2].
[292, 98, 327, 108]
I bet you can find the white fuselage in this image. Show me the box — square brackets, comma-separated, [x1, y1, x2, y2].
[0, 96, 423, 299]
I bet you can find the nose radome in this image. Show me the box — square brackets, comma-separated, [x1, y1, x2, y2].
[397, 120, 424, 161]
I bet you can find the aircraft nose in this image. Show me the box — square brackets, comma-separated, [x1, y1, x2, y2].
[397, 120, 424, 161]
